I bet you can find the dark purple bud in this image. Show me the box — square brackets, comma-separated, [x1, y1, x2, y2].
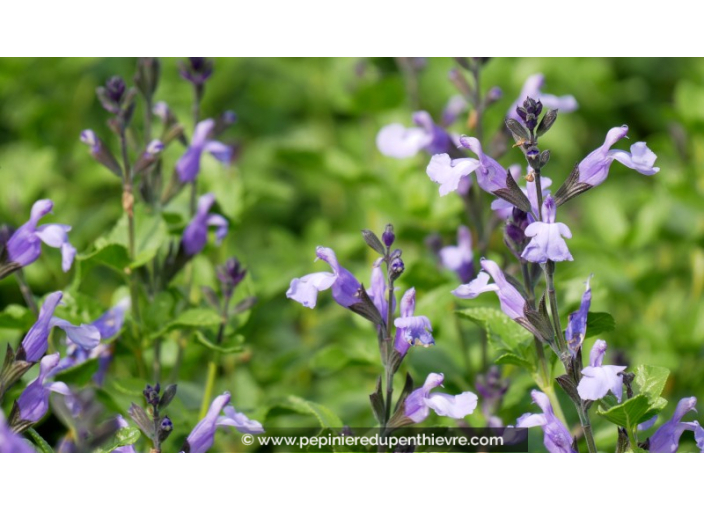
[382, 224, 395, 248]
[179, 57, 214, 87]
[390, 257, 405, 281]
[504, 207, 530, 256]
[161, 416, 173, 431]
[157, 415, 174, 444]
[217, 257, 247, 299]
[106, 76, 126, 103]
[505, 223, 526, 250]
[487, 86, 503, 103]
[143, 384, 160, 407]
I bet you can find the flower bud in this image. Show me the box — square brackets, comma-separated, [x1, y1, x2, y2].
[382, 224, 395, 248]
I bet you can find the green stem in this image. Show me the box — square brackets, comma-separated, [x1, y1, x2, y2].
[153, 338, 162, 384]
[470, 63, 484, 144]
[199, 360, 218, 419]
[626, 425, 639, 452]
[544, 261, 567, 354]
[198, 294, 231, 418]
[577, 404, 598, 453]
[119, 130, 142, 326]
[152, 404, 162, 453]
[383, 251, 395, 427]
[384, 366, 394, 427]
[14, 270, 37, 316]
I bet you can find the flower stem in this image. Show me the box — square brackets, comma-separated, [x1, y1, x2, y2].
[199, 294, 231, 419]
[383, 250, 395, 426]
[199, 360, 218, 419]
[119, 130, 142, 327]
[577, 404, 598, 453]
[14, 269, 37, 316]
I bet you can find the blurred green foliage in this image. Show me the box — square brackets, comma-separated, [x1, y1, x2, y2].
[1, 58, 702, 452]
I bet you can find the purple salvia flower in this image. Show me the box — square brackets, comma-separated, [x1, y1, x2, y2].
[695, 421, 704, 452]
[439, 225, 474, 284]
[394, 288, 434, 356]
[19, 291, 101, 363]
[565, 276, 592, 357]
[377, 111, 453, 159]
[427, 135, 511, 196]
[452, 259, 526, 321]
[286, 246, 362, 309]
[6, 199, 77, 272]
[405, 373, 478, 423]
[521, 195, 573, 263]
[92, 297, 130, 339]
[516, 390, 575, 453]
[184, 392, 263, 453]
[577, 340, 627, 402]
[577, 126, 659, 188]
[507, 74, 578, 122]
[0, 411, 35, 453]
[16, 353, 72, 423]
[217, 406, 265, 435]
[176, 119, 233, 182]
[184, 392, 231, 453]
[459, 136, 510, 195]
[182, 193, 229, 256]
[368, 258, 389, 321]
[50, 299, 128, 382]
[648, 397, 703, 453]
[426, 153, 479, 196]
[113, 415, 136, 453]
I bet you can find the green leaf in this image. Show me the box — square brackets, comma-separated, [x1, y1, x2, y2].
[26, 428, 54, 453]
[458, 307, 532, 350]
[283, 396, 344, 429]
[0, 304, 35, 330]
[634, 365, 670, 401]
[585, 312, 616, 338]
[110, 377, 149, 398]
[53, 358, 99, 386]
[95, 427, 141, 453]
[598, 365, 670, 430]
[193, 331, 244, 354]
[494, 352, 534, 370]
[106, 207, 168, 269]
[597, 394, 667, 429]
[77, 242, 130, 274]
[148, 308, 223, 340]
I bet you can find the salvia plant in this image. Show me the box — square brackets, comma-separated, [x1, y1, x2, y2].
[1, 58, 261, 453]
[1, 58, 702, 453]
